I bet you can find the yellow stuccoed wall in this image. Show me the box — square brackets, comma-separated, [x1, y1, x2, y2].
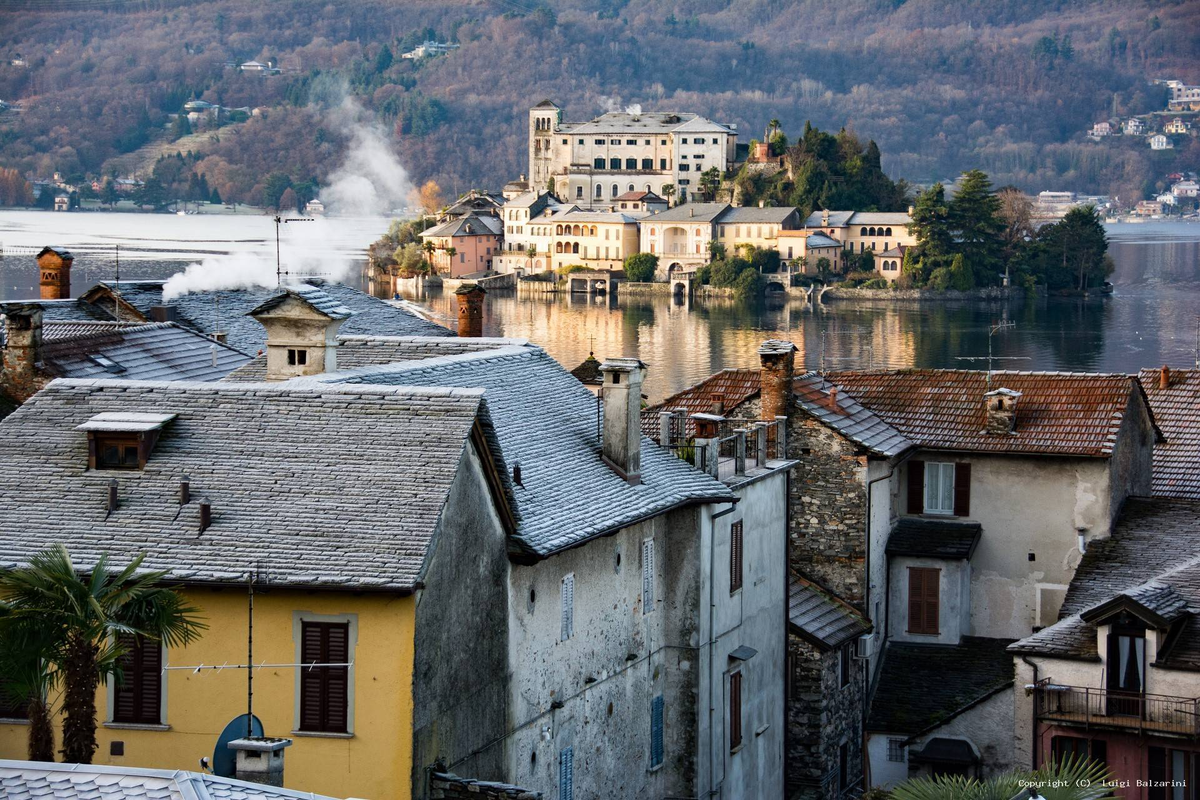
[0, 587, 416, 800]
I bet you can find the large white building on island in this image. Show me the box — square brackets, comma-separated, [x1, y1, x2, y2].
[528, 100, 739, 208]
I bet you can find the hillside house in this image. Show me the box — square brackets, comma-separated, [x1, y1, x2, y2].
[1150, 134, 1174, 150]
[1172, 180, 1199, 199]
[1125, 118, 1147, 136]
[1091, 121, 1113, 137]
[1165, 118, 1189, 135]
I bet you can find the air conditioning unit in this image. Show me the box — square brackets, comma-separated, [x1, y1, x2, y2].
[855, 633, 877, 660]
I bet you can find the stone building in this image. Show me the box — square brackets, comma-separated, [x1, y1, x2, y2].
[1137, 367, 1200, 501]
[528, 100, 738, 208]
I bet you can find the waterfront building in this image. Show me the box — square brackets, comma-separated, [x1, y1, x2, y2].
[548, 209, 641, 271]
[528, 100, 738, 208]
[419, 213, 503, 277]
[801, 209, 917, 256]
[777, 230, 845, 274]
[641, 203, 804, 276]
[494, 191, 567, 274]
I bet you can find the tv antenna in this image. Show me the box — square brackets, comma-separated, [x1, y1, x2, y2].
[954, 320, 1031, 389]
[274, 215, 315, 287]
[113, 245, 121, 324]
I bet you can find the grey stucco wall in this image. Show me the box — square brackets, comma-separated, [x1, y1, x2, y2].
[909, 688, 1015, 779]
[412, 442, 511, 798]
[887, 555, 970, 645]
[1105, 391, 1156, 526]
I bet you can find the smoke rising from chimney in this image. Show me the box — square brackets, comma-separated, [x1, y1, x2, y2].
[318, 96, 415, 217]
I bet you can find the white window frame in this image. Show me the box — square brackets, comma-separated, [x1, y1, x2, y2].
[642, 539, 656, 615]
[561, 573, 575, 641]
[924, 461, 956, 515]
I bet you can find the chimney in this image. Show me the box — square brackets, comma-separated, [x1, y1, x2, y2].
[455, 283, 486, 338]
[984, 388, 1022, 435]
[199, 499, 212, 532]
[758, 339, 797, 422]
[228, 738, 292, 787]
[758, 199, 765, 208]
[179, 476, 191, 505]
[36, 247, 74, 300]
[599, 357, 647, 484]
[1159, 365, 1171, 390]
[1, 303, 45, 403]
[907, 205, 915, 216]
[247, 286, 353, 381]
[821, 209, 829, 227]
[150, 305, 179, 323]
[828, 386, 838, 409]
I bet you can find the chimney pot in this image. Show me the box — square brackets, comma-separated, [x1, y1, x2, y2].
[757, 339, 797, 423]
[984, 387, 1021, 435]
[1160, 365, 1171, 390]
[107, 479, 119, 513]
[599, 357, 647, 484]
[179, 476, 191, 505]
[454, 284, 487, 338]
[36, 247, 73, 301]
[512, 462, 523, 487]
[150, 305, 179, 323]
[199, 499, 212, 532]
[228, 738, 292, 787]
[828, 386, 838, 408]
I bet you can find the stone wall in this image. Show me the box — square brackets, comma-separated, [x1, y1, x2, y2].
[787, 634, 866, 799]
[786, 415, 869, 607]
[430, 772, 541, 799]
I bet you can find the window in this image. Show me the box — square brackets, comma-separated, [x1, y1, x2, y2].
[96, 434, 140, 470]
[839, 642, 852, 687]
[729, 671, 742, 751]
[561, 573, 575, 640]
[908, 461, 970, 516]
[695, 137, 706, 144]
[112, 634, 162, 725]
[887, 738, 906, 763]
[578, 138, 583, 144]
[0, 677, 28, 721]
[610, 158, 620, 169]
[660, 139, 666, 145]
[1052, 736, 1106, 767]
[1107, 626, 1146, 716]
[299, 621, 350, 733]
[641, 158, 652, 169]
[594, 157, 605, 169]
[562, 138, 568, 145]
[612, 184, 619, 198]
[642, 539, 655, 614]
[287, 348, 308, 366]
[595, 185, 603, 198]
[625, 158, 637, 170]
[609, 139, 620, 145]
[681, 138, 689, 144]
[907, 567, 940, 635]
[625, 139, 636, 145]
[730, 521, 743, 593]
[659, 158, 667, 169]
[924, 462, 955, 514]
[650, 695, 665, 768]
[594, 138, 605, 145]
[559, 746, 574, 800]
[680, 164, 690, 172]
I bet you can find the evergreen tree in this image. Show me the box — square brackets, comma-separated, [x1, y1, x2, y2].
[909, 183, 953, 257]
[1035, 205, 1111, 291]
[948, 169, 1004, 283]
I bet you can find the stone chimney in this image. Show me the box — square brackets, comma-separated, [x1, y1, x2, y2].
[599, 357, 646, 484]
[1, 303, 46, 403]
[984, 387, 1022, 435]
[227, 737, 291, 787]
[36, 247, 74, 300]
[455, 284, 486, 338]
[758, 339, 797, 422]
[1159, 365, 1171, 390]
[821, 209, 830, 227]
[246, 286, 354, 381]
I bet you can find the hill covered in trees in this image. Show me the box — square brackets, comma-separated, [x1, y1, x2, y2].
[1, 0, 1197, 208]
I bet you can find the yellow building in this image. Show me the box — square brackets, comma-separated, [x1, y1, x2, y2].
[0, 288, 516, 800]
[802, 209, 916, 256]
[714, 206, 802, 254]
[777, 230, 844, 274]
[550, 210, 641, 271]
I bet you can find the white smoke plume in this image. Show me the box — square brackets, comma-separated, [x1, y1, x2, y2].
[599, 95, 622, 113]
[162, 219, 353, 301]
[319, 97, 414, 216]
[625, 103, 642, 116]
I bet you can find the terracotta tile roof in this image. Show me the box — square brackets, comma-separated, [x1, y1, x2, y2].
[825, 369, 1153, 457]
[640, 368, 761, 438]
[1138, 368, 1200, 499]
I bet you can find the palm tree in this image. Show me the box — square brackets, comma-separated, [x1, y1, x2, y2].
[444, 246, 457, 273]
[661, 184, 676, 208]
[890, 755, 1116, 800]
[526, 244, 537, 266]
[422, 239, 436, 272]
[0, 546, 205, 764]
[0, 613, 58, 761]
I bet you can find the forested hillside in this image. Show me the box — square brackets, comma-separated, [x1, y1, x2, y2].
[1, 0, 1197, 207]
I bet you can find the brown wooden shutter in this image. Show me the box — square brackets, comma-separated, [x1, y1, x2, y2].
[907, 460, 925, 514]
[729, 671, 742, 751]
[923, 569, 940, 634]
[907, 569, 923, 634]
[113, 634, 160, 724]
[299, 624, 325, 731]
[299, 622, 350, 733]
[324, 623, 350, 733]
[953, 462, 971, 517]
[907, 567, 941, 635]
[730, 521, 743, 594]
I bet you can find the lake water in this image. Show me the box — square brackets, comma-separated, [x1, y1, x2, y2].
[2, 209, 1197, 402]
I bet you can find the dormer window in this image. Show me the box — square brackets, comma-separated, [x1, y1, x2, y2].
[78, 412, 176, 471]
[287, 349, 308, 366]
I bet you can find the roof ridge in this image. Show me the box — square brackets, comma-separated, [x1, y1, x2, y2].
[307, 344, 537, 384]
[44, 377, 487, 400]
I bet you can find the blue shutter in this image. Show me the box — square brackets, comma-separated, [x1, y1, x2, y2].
[650, 695, 665, 767]
[561, 574, 575, 641]
[642, 540, 655, 614]
[559, 746, 574, 800]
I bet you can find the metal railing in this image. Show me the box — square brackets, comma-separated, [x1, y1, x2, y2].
[1034, 683, 1200, 737]
[656, 411, 787, 482]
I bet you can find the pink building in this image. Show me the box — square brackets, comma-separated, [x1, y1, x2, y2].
[420, 214, 503, 278]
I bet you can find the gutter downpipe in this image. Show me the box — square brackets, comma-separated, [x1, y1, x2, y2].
[1021, 655, 1040, 770]
[862, 453, 906, 790]
[708, 501, 737, 798]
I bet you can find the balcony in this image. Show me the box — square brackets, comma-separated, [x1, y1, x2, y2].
[1034, 683, 1200, 738]
[653, 412, 788, 483]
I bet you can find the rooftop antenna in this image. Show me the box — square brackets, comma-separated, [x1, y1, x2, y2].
[954, 320, 1030, 390]
[274, 215, 315, 287]
[113, 245, 120, 324]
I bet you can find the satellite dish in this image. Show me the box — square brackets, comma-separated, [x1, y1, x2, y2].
[212, 713, 264, 777]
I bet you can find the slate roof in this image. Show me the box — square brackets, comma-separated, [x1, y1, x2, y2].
[570, 111, 731, 135]
[0, 378, 503, 591]
[1138, 368, 1200, 499]
[36, 323, 250, 382]
[303, 343, 737, 557]
[788, 573, 871, 650]
[421, 213, 503, 238]
[643, 203, 729, 224]
[718, 206, 798, 224]
[640, 368, 762, 439]
[504, 191, 557, 210]
[886, 517, 982, 560]
[869, 637, 1016, 735]
[90, 279, 450, 355]
[793, 372, 912, 457]
[615, 191, 664, 202]
[555, 210, 639, 224]
[248, 284, 354, 320]
[802, 233, 841, 248]
[0, 760, 340, 800]
[824, 370, 1153, 457]
[224, 336, 525, 382]
[803, 211, 911, 227]
[1010, 498, 1200, 665]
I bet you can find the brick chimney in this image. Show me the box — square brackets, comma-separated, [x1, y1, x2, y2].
[36, 247, 74, 300]
[1159, 365, 1171, 390]
[227, 737, 292, 787]
[599, 357, 646, 484]
[984, 387, 1022, 435]
[1, 303, 46, 403]
[455, 284, 486, 338]
[758, 339, 796, 422]
[246, 286, 354, 381]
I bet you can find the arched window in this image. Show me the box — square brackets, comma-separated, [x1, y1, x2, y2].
[695, 228, 702, 238]
[589, 226, 596, 236]
[556, 224, 563, 235]
[594, 157, 605, 169]
[609, 158, 621, 170]
[595, 185, 603, 198]
[646, 184, 652, 193]
[628, 184, 635, 192]
[650, 228, 656, 236]
[860, 227, 868, 236]
[572, 242, 579, 254]
[695, 242, 701, 254]
[612, 184, 619, 198]
[573, 224, 581, 236]
[555, 242, 563, 253]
